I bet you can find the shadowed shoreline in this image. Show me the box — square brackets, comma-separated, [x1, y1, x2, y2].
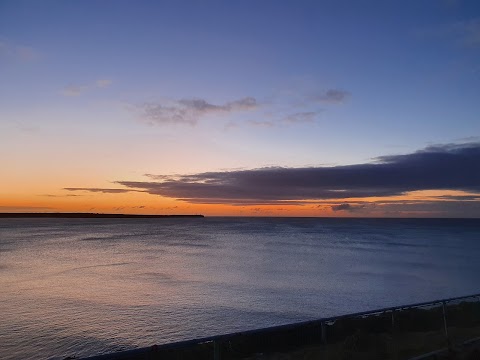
[0, 213, 204, 218]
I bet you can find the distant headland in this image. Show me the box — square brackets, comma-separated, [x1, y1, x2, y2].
[0, 213, 204, 218]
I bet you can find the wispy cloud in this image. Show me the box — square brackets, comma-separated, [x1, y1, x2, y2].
[331, 203, 366, 212]
[248, 120, 275, 127]
[133, 84, 349, 128]
[61, 78, 112, 96]
[419, 17, 480, 48]
[433, 194, 480, 201]
[138, 97, 258, 125]
[109, 142, 480, 206]
[283, 111, 319, 124]
[313, 89, 350, 104]
[0, 206, 52, 211]
[15, 46, 38, 61]
[96, 79, 112, 88]
[40, 194, 83, 197]
[62, 84, 88, 97]
[244, 111, 320, 128]
[64, 187, 140, 194]
[0, 39, 39, 61]
[453, 18, 480, 47]
[373, 199, 480, 217]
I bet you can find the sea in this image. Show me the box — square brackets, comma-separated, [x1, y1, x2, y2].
[1, 217, 480, 359]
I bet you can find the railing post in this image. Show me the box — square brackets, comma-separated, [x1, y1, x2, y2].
[442, 301, 450, 348]
[213, 340, 221, 360]
[391, 310, 398, 360]
[321, 321, 327, 344]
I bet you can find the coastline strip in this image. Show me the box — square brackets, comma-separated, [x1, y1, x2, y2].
[0, 213, 204, 218]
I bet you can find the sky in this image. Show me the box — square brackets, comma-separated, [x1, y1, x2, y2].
[1, 0, 480, 217]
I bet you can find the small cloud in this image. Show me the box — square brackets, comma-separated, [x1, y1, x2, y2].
[314, 89, 350, 104]
[248, 120, 275, 127]
[40, 194, 82, 197]
[12, 121, 40, 134]
[0, 41, 8, 55]
[224, 121, 239, 131]
[137, 96, 258, 125]
[227, 97, 258, 110]
[140, 102, 195, 125]
[228, 111, 319, 129]
[442, 0, 460, 7]
[434, 195, 480, 201]
[331, 203, 365, 212]
[457, 136, 480, 142]
[419, 17, 480, 48]
[62, 84, 88, 97]
[96, 79, 112, 88]
[64, 187, 139, 194]
[331, 203, 351, 211]
[0, 40, 39, 62]
[283, 111, 318, 124]
[0, 206, 52, 211]
[61, 78, 113, 97]
[178, 98, 222, 112]
[16, 45, 38, 61]
[453, 18, 480, 47]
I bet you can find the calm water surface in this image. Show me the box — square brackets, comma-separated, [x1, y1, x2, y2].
[1, 217, 480, 359]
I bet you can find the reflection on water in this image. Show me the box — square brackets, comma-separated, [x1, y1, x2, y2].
[1, 217, 480, 359]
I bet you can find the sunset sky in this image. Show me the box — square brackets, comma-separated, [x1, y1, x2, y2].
[1, 0, 480, 217]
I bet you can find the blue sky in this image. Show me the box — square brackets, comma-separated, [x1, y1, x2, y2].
[1, 0, 480, 216]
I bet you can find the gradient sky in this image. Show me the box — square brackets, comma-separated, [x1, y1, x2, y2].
[1, 0, 480, 217]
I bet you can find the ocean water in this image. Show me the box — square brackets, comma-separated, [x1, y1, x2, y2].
[1, 217, 480, 359]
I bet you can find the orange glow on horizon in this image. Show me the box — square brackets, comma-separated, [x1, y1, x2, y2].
[2, 188, 478, 217]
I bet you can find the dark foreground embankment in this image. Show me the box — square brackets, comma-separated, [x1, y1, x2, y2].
[78, 294, 480, 360]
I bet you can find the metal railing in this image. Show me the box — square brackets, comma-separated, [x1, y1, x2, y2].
[79, 292, 480, 360]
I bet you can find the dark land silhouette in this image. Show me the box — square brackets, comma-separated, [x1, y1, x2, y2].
[0, 213, 204, 218]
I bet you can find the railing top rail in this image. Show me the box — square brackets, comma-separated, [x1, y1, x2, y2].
[80, 292, 480, 360]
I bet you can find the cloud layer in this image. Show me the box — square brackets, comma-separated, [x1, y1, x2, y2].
[135, 87, 349, 127]
[95, 142, 480, 205]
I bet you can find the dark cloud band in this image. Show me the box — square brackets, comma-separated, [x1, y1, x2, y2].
[111, 142, 480, 204]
